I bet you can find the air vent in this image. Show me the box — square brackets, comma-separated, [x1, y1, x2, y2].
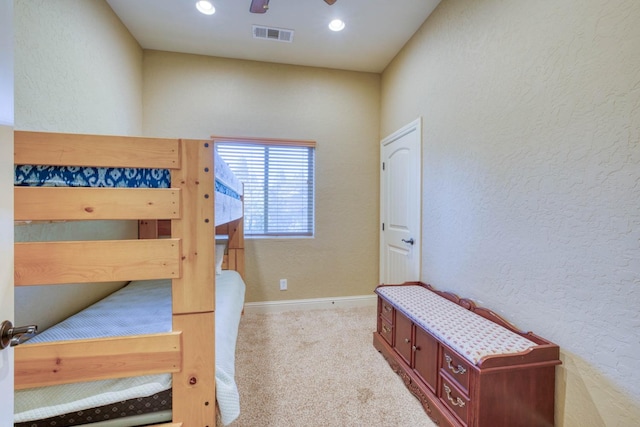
[252, 25, 294, 43]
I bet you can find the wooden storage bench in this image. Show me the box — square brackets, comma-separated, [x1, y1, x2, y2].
[373, 283, 561, 427]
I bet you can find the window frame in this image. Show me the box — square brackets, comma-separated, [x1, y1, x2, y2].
[212, 136, 316, 239]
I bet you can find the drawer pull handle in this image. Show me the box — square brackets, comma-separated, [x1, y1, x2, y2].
[445, 354, 467, 375]
[404, 338, 411, 344]
[443, 384, 466, 408]
[382, 325, 391, 334]
[383, 305, 392, 313]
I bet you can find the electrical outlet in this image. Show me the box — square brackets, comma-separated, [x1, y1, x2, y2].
[280, 279, 287, 291]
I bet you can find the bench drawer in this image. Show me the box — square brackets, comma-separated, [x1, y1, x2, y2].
[440, 375, 470, 426]
[440, 346, 471, 393]
[379, 317, 393, 345]
[380, 298, 394, 322]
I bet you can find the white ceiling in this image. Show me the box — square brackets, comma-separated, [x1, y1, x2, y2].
[106, 0, 441, 73]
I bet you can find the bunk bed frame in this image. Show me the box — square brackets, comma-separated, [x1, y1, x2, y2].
[14, 130, 243, 426]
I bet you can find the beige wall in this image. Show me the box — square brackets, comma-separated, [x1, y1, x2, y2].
[13, 0, 144, 330]
[381, 0, 640, 425]
[14, 0, 143, 134]
[13, 0, 381, 311]
[142, 51, 381, 302]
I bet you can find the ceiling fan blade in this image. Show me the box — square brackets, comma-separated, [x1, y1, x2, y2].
[324, 0, 337, 4]
[250, 0, 269, 13]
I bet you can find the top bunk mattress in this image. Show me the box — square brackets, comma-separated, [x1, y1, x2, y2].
[214, 148, 243, 225]
[14, 165, 171, 188]
[14, 146, 243, 226]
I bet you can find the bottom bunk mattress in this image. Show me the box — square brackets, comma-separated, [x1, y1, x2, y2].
[14, 270, 246, 427]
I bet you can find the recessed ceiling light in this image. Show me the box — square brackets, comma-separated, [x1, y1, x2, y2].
[328, 19, 345, 32]
[196, 0, 216, 15]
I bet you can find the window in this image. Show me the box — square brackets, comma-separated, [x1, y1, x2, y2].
[216, 139, 315, 237]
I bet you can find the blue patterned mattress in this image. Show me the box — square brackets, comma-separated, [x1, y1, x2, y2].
[14, 165, 171, 188]
[15, 148, 243, 225]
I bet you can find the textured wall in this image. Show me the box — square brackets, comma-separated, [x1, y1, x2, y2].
[142, 51, 381, 302]
[13, 0, 143, 329]
[381, 0, 640, 425]
[14, 0, 142, 134]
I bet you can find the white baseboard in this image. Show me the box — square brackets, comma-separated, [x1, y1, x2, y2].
[243, 294, 377, 314]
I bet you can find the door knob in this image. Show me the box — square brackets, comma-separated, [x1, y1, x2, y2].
[402, 238, 415, 245]
[0, 320, 38, 349]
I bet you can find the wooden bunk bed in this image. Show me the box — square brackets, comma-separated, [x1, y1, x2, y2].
[13, 131, 245, 426]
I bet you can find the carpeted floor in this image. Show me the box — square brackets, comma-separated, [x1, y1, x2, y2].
[225, 304, 437, 427]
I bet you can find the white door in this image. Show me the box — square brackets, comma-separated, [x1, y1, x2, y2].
[0, 126, 14, 427]
[380, 118, 421, 284]
[0, 1, 14, 425]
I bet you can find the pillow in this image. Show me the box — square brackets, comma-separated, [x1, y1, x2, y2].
[216, 244, 226, 275]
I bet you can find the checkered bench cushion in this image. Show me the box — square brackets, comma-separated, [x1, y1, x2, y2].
[376, 285, 537, 365]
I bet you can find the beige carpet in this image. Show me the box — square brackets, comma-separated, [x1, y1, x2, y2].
[225, 304, 437, 427]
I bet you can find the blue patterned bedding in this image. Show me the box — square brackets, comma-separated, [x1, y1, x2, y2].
[15, 149, 243, 225]
[214, 149, 243, 224]
[14, 165, 171, 188]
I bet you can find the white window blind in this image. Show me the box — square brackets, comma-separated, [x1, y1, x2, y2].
[217, 141, 315, 237]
